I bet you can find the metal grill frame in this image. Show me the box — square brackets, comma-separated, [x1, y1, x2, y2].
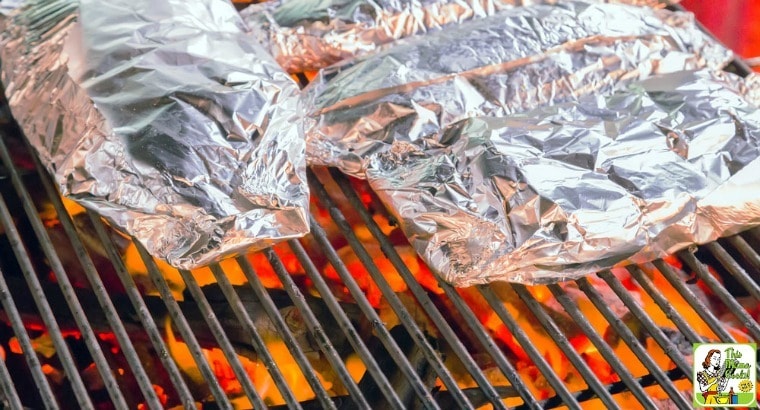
[0, 14, 758, 410]
[0, 121, 757, 409]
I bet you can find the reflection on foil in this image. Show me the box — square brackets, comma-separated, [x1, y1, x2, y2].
[242, 0, 679, 73]
[302, 1, 731, 178]
[0, 0, 309, 270]
[366, 70, 760, 286]
[0, 0, 23, 15]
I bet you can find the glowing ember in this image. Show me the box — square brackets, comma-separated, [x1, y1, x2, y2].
[137, 385, 169, 410]
[9, 170, 755, 409]
[165, 317, 335, 406]
[123, 243, 295, 301]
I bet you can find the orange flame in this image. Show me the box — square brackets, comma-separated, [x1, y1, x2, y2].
[165, 317, 333, 407]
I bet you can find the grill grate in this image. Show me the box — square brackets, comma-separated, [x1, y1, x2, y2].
[0, 70, 758, 410]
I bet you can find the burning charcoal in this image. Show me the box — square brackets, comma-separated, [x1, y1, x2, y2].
[431, 385, 518, 409]
[0, 0, 309, 271]
[353, 325, 437, 408]
[303, 0, 730, 178]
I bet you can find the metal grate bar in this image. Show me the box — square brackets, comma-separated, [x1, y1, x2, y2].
[678, 250, 760, 340]
[546, 284, 658, 408]
[0, 193, 94, 409]
[87, 213, 197, 408]
[0, 324, 22, 410]
[438, 281, 541, 409]
[226, 256, 336, 409]
[625, 265, 704, 344]
[306, 216, 441, 409]
[176, 268, 271, 410]
[257, 249, 366, 409]
[312, 171, 477, 409]
[133, 243, 232, 408]
[34, 156, 162, 408]
[574, 278, 692, 410]
[651, 260, 736, 343]
[288, 239, 407, 409]
[539, 369, 687, 408]
[726, 235, 760, 279]
[330, 169, 510, 409]
[597, 271, 692, 376]
[705, 241, 760, 301]
[477, 285, 581, 410]
[0, 138, 127, 408]
[511, 284, 619, 409]
[0, 265, 57, 409]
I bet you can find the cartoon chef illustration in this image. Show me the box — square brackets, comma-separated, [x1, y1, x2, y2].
[697, 349, 728, 404]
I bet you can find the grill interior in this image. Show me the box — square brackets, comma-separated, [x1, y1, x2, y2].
[0, 35, 759, 410]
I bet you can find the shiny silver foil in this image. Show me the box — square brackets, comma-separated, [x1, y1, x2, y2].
[241, 0, 678, 73]
[0, 0, 309, 270]
[241, 0, 512, 73]
[0, 0, 22, 15]
[366, 70, 760, 286]
[303, 1, 731, 178]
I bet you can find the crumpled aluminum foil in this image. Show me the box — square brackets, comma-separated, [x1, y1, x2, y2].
[366, 70, 760, 286]
[303, 1, 731, 178]
[0, 0, 22, 15]
[241, 0, 678, 73]
[0, 0, 309, 270]
[241, 0, 512, 73]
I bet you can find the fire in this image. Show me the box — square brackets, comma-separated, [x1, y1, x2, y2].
[344, 353, 367, 383]
[323, 243, 443, 307]
[448, 259, 751, 407]
[137, 385, 169, 410]
[165, 317, 333, 407]
[16, 172, 756, 409]
[8, 334, 57, 359]
[123, 243, 295, 301]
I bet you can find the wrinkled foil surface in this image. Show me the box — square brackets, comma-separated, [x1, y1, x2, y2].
[303, 1, 731, 178]
[0, 0, 309, 270]
[0, 0, 22, 15]
[241, 0, 512, 73]
[367, 70, 760, 286]
[242, 0, 678, 73]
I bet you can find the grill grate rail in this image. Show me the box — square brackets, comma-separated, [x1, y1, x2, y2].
[30, 144, 165, 409]
[313, 168, 508, 410]
[0, 74, 759, 410]
[680, 250, 760, 341]
[285, 239, 408, 409]
[574, 277, 693, 408]
[305, 212, 443, 409]
[87, 208, 199, 408]
[0, 162, 96, 409]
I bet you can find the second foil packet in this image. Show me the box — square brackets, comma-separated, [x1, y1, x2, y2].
[301, 1, 731, 178]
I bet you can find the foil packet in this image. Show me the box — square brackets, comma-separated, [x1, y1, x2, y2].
[303, 1, 731, 178]
[241, 0, 512, 73]
[241, 0, 677, 73]
[0, 0, 23, 15]
[0, 0, 309, 270]
[366, 70, 760, 286]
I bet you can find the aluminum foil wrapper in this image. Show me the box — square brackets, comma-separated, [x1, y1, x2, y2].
[241, 0, 512, 73]
[366, 70, 760, 286]
[0, 0, 23, 15]
[0, 0, 309, 270]
[241, 0, 678, 73]
[303, 1, 731, 178]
